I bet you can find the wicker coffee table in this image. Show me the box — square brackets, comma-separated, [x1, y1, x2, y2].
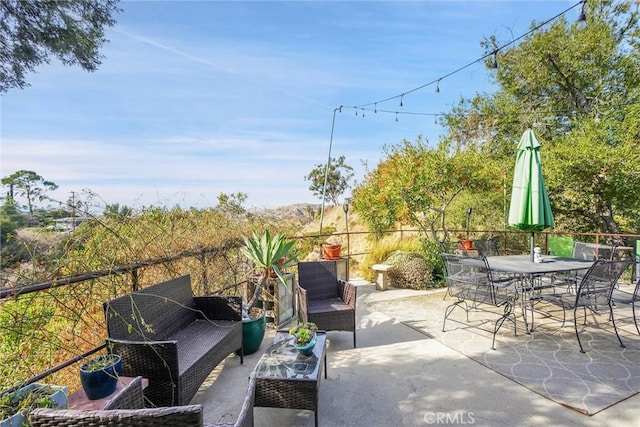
[253, 330, 327, 426]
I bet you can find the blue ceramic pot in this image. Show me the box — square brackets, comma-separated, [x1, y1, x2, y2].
[293, 333, 317, 356]
[79, 354, 122, 400]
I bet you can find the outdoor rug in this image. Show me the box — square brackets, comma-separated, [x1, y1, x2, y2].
[367, 291, 640, 415]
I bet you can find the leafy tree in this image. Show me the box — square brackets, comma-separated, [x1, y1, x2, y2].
[439, 0, 639, 234]
[305, 155, 354, 206]
[104, 203, 133, 220]
[0, 196, 26, 267]
[2, 170, 58, 215]
[352, 137, 498, 240]
[216, 192, 249, 216]
[0, 0, 121, 92]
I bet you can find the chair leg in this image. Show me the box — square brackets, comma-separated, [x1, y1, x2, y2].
[442, 301, 464, 332]
[573, 309, 586, 353]
[633, 301, 640, 336]
[608, 304, 625, 349]
[491, 304, 516, 350]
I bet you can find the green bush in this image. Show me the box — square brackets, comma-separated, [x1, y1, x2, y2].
[384, 251, 433, 290]
[359, 237, 422, 282]
[420, 237, 446, 287]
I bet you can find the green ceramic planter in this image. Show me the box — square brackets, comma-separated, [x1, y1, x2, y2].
[241, 309, 266, 355]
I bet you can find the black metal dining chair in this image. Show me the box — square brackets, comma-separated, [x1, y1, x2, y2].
[537, 259, 633, 353]
[441, 253, 518, 350]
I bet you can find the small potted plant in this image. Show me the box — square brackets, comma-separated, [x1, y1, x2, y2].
[0, 383, 68, 427]
[79, 353, 122, 400]
[322, 236, 342, 259]
[457, 234, 474, 251]
[289, 322, 318, 355]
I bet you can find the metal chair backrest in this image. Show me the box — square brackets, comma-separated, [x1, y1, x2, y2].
[572, 242, 618, 261]
[441, 253, 492, 303]
[575, 259, 632, 306]
[474, 238, 500, 257]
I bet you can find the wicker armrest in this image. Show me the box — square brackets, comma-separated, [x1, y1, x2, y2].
[30, 405, 204, 427]
[193, 296, 242, 321]
[296, 285, 309, 320]
[338, 280, 357, 308]
[104, 376, 145, 410]
[205, 376, 256, 427]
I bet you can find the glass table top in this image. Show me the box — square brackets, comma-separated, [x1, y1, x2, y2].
[253, 331, 326, 380]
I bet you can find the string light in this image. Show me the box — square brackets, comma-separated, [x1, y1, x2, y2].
[340, 0, 584, 114]
[577, 0, 587, 29]
[435, 80, 440, 93]
[492, 50, 499, 69]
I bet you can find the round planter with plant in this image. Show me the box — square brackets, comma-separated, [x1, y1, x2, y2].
[289, 322, 318, 356]
[239, 230, 296, 355]
[79, 353, 122, 400]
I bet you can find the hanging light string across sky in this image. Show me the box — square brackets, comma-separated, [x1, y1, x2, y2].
[338, 0, 586, 115]
[319, 0, 586, 236]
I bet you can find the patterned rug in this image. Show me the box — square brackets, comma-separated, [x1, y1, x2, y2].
[367, 291, 640, 415]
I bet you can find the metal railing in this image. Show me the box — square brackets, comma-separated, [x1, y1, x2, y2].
[1, 228, 638, 394]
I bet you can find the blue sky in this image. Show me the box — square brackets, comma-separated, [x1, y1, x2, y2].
[1, 1, 582, 211]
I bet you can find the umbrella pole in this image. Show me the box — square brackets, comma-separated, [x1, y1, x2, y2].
[530, 232, 535, 262]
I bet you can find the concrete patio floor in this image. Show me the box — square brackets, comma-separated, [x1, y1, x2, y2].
[191, 279, 640, 427]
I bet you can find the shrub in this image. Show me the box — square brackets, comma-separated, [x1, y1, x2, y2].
[384, 251, 433, 290]
[359, 237, 422, 282]
[420, 237, 447, 287]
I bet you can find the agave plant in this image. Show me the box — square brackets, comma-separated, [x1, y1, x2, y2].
[240, 230, 296, 312]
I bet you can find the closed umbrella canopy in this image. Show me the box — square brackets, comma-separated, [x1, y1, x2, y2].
[508, 129, 554, 261]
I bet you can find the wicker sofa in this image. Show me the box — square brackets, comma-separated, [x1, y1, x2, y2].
[103, 275, 243, 407]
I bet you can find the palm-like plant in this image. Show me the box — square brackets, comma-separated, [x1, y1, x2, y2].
[240, 230, 296, 312]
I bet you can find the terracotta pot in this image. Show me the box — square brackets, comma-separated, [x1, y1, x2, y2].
[461, 239, 474, 250]
[323, 244, 342, 260]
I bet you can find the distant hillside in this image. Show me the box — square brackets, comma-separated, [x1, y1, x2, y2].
[252, 203, 320, 227]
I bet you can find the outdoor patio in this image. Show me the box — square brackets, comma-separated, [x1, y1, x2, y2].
[191, 279, 640, 426]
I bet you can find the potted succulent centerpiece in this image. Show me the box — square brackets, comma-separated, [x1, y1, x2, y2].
[239, 230, 296, 355]
[0, 383, 68, 427]
[79, 353, 122, 400]
[289, 322, 318, 355]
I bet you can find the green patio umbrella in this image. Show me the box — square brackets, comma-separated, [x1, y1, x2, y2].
[508, 129, 554, 261]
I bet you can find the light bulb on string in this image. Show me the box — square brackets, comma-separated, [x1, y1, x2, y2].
[374, 103, 377, 113]
[436, 80, 440, 93]
[577, 0, 587, 29]
[395, 113, 399, 122]
[400, 94, 404, 107]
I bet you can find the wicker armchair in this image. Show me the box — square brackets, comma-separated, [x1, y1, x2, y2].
[296, 260, 357, 347]
[29, 376, 256, 427]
